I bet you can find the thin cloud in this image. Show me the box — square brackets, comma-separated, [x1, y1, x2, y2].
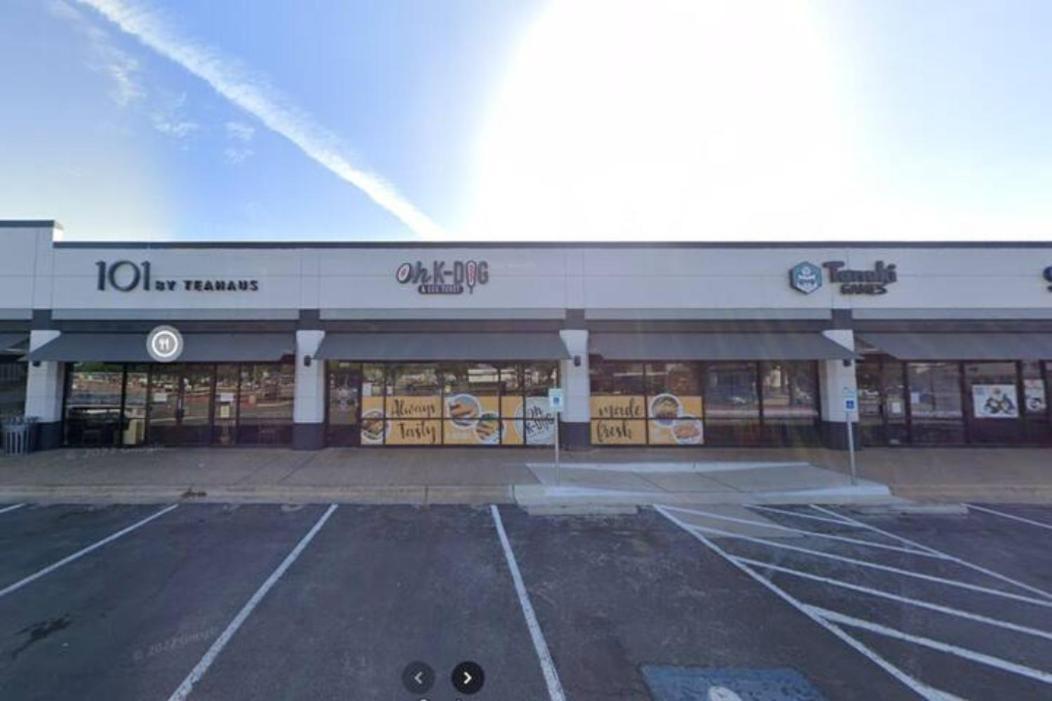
[225, 121, 255, 142]
[75, 0, 445, 238]
[224, 146, 254, 164]
[50, 0, 144, 107]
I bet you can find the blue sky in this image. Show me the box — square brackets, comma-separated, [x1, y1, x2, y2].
[1, 0, 1050, 242]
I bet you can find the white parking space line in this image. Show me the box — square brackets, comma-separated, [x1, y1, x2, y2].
[734, 556, 1052, 643]
[656, 505, 956, 701]
[0, 503, 26, 515]
[809, 505, 943, 556]
[748, 504, 858, 527]
[168, 503, 338, 701]
[491, 505, 566, 701]
[967, 504, 1052, 532]
[663, 505, 946, 558]
[0, 504, 179, 600]
[808, 606, 1052, 686]
[676, 520, 1052, 609]
[812, 505, 1052, 601]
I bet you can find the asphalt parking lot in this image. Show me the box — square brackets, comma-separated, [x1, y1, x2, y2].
[1, 501, 1051, 700]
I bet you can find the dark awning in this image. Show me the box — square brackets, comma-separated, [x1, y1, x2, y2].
[589, 332, 855, 361]
[314, 333, 570, 361]
[0, 334, 28, 353]
[859, 333, 1052, 361]
[28, 333, 295, 363]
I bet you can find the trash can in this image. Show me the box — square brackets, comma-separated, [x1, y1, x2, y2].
[2, 416, 39, 456]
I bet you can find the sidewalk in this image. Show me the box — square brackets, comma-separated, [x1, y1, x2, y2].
[0, 445, 1050, 505]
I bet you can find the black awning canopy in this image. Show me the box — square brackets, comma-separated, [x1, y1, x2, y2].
[589, 332, 855, 361]
[314, 333, 570, 361]
[0, 334, 28, 353]
[859, 333, 1052, 361]
[28, 333, 295, 363]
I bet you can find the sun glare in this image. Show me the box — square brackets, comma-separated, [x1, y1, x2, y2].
[466, 0, 858, 241]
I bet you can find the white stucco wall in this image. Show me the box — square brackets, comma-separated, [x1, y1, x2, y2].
[1, 224, 1050, 318]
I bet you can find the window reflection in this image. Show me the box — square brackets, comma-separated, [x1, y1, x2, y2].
[0, 359, 26, 419]
[907, 362, 965, 444]
[238, 363, 294, 444]
[65, 362, 124, 447]
[122, 365, 148, 447]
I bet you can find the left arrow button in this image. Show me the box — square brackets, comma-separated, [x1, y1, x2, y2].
[401, 661, 434, 693]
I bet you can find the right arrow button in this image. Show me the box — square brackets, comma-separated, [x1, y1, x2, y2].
[451, 660, 485, 695]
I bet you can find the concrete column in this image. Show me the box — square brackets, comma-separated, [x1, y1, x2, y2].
[292, 330, 325, 450]
[558, 329, 590, 450]
[25, 330, 65, 450]
[818, 329, 859, 450]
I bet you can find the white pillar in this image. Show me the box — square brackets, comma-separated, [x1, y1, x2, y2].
[819, 329, 858, 449]
[558, 329, 590, 449]
[292, 330, 325, 449]
[25, 330, 65, 449]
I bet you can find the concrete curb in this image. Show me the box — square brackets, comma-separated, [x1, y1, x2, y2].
[0, 484, 514, 505]
[525, 461, 812, 474]
[513, 482, 897, 508]
[890, 485, 1052, 504]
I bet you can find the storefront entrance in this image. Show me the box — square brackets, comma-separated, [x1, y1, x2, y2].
[147, 365, 214, 446]
[857, 357, 1052, 446]
[63, 361, 295, 448]
[324, 361, 559, 447]
[326, 363, 362, 446]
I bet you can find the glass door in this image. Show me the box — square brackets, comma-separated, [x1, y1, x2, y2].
[147, 364, 214, 445]
[181, 365, 214, 445]
[148, 367, 180, 445]
[326, 362, 362, 446]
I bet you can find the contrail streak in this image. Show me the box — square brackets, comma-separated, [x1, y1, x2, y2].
[76, 0, 445, 238]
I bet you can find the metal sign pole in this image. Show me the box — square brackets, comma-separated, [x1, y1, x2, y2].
[846, 410, 857, 485]
[554, 418, 560, 485]
[548, 387, 564, 486]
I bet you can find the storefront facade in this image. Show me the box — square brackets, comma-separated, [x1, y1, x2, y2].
[2, 220, 1051, 451]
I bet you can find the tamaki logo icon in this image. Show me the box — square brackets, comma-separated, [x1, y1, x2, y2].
[789, 261, 823, 295]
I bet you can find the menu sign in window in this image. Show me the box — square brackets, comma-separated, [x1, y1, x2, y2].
[359, 392, 556, 446]
[647, 395, 704, 445]
[591, 394, 704, 445]
[590, 395, 647, 445]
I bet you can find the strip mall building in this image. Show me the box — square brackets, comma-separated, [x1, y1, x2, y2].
[2, 221, 1052, 452]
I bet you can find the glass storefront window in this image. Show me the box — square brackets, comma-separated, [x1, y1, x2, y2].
[591, 362, 645, 395]
[520, 363, 557, 445]
[65, 362, 124, 447]
[385, 364, 441, 445]
[213, 364, 240, 446]
[339, 361, 560, 447]
[443, 363, 501, 445]
[965, 362, 1021, 444]
[857, 359, 883, 426]
[589, 360, 818, 447]
[0, 359, 27, 419]
[705, 363, 759, 418]
[761, 362, 818, 424]
[1022, 361, 1051, 444]
[590, 362, 647, 445]
[498, 366, 524, 445]
[907, 362, 964, 444]
[1021, 362, 1048, 417]
[359, 363, 386, 445]
[122, 365, 148, 447]
[705, 362, 760, 444]
[760, 361, 818, 444]
[328, 363, 360, 427]
[238, 363, 294, 444]
[645, 362, 704, 446]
